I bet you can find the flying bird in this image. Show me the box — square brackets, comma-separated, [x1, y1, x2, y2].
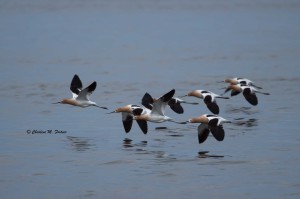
[223, 84, 270, 106]
[53, 74, 107, 109]
[141, 92, 198, 114]
[107, 104, 149, 134]
[181, 90, 229, 114]
[187, 114, 231, 144]
[220, 77, 263, 89]
[133, 89, 187, 133]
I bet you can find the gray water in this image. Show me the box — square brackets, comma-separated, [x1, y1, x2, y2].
[1, 0, 300, 198]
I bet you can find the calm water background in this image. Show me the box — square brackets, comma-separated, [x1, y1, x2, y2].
[1, 0, 300, 198]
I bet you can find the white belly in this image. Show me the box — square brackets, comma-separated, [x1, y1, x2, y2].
[148, 115, 170, 123]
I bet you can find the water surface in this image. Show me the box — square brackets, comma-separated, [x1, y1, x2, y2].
[1, 0, 300, 198]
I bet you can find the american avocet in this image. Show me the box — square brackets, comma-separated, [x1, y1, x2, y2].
[224, 84, 270, 106]
[133, 89, 187, 133]
[141, 93, 198, 114]
[220, 77, 262, 89]
[187, 114, 231, 143]
[107, 104, 149, 134]
[181, 90, 229, 114]
[53, 74, 107, 109]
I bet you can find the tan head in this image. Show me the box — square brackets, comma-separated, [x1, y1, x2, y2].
[53, 98, 79, 106]
[187, 115, 209, 124]
[224, 78, 239, 84]
[113, 105, 133, 113]
[227, 84, 242, 92]
[186, 90, 202, 98]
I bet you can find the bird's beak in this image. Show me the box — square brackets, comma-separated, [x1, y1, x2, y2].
[94, 105, 108, 109]
[106, 111, 116, 114]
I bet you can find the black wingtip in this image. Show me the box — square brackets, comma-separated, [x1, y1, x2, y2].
[136, 120, 148, 134]
[243, 90, 258, 106]
[197, 124, 210, 144]
[141, 92, 154, 110]
[87, 81, 97, 93]
[206, 102, 220, 114]
[198, 131, 210, 144]
[209, 126, 225, 141]
[171, 104, 184, 114]
[168, 99, 184, 114]
[122, 117, 133, 133]
[70, 74, 83, 94]
[161, 89, 175, 102]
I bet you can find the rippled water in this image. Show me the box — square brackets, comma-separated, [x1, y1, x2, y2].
[1, 0, 300, 198]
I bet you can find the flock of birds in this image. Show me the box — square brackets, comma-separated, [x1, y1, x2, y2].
[53, 75, 270, 144]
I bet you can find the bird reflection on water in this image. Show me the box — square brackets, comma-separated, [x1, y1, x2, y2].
[226, 106, 259, 115]
[225, 106, 259, 128]
[198, 151, 224, 158]
[123, 138, 148, 149]
[233, 118, 258, 128]
[66, 136, 96, 152]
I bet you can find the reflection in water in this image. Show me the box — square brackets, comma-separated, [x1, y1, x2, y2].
[122, 138, 176, 161]
[155, 127, 168, 130]
[66, 136, 96, 152]
[226, 106, 259, 115]
[225, 106, 259, 129]
[166, 134, 184, 137]
[155, 151, 169, 159]
[123, 138, 133, 148]
[123, 138, 148, 149]
[198, 151, 224, 158]
[233, 118, 258, 128]
[155, 127, 185, 137]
